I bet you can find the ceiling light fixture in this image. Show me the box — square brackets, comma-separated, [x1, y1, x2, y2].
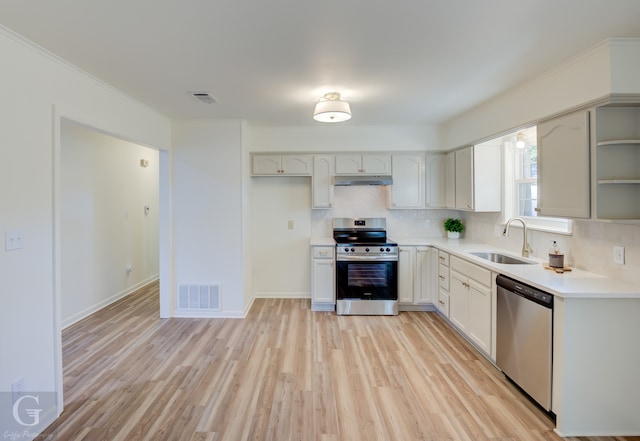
[313, 92, 351, 123]
[515, 132, 526, 149]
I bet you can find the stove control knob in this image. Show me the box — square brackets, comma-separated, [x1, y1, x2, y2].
[344, 247, 350, 252]
[386, 248, 391, 252]
[350, 248, 355, 252]
[380, 247, 384, 252]
[365, 248, 370, 252]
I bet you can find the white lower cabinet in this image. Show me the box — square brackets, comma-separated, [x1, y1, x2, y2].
[448, 255, 493, 356]
[311, 246, 335, 311]
[398, 246, 433, 309]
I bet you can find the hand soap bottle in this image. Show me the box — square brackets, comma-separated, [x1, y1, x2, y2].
[548, 240, 564, 268]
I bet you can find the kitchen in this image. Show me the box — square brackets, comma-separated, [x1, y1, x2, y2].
[3, 3, 640, 440]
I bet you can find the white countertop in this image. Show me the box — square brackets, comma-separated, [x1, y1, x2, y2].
[312, 236, 640, 299]
[423, 238, 640, 299]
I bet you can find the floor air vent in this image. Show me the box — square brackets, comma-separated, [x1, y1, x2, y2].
[178, 283, 221, 310]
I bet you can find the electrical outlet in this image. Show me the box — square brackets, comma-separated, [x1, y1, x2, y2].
[613, 246, 625, 265]
[126, 265, 133, 273]
[5, 230, 24, 251]
[11, 377, 25, 403]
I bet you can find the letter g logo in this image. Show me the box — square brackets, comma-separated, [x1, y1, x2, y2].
[12, 394, 42, 427]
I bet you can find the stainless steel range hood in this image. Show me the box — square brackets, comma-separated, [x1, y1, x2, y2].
[333, 175, 393, 186]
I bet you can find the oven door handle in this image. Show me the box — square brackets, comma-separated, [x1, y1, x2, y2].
[336, 255, 398, 262]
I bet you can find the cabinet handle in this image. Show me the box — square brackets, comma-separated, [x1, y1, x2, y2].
[439, 256, 445, 261]
[438, 275, 445, 280]
[535, 207, 541, 212]
[439, 300, 445, 305]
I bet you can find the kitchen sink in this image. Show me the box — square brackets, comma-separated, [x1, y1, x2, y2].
[469, 251, 534, 265]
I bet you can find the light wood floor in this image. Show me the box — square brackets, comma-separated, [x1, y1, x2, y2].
[39, 281, 638, 441]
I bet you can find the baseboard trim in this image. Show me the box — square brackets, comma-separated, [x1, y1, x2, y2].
[62, 275, 159, 329]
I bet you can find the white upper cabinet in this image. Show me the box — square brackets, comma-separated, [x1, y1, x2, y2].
[452, 145, 501, 212]
[426, 153, 446, 208]
[388, 153, 425, 209]
[252, 153, 312, 176]
[445, 151, 456, 209]
[312, 155, 334, 209]
[537, 110, 590, 218]
[335, 154, 391, 175]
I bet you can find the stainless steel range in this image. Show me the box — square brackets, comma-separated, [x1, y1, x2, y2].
[333, 218, 398, 315]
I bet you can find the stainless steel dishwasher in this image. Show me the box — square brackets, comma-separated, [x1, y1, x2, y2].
[496, 274, 553, 412]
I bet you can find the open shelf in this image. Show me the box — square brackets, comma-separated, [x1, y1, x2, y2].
[594, 107, 640, 220]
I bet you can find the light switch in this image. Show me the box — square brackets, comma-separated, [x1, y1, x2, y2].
[5, 230, 24, 251]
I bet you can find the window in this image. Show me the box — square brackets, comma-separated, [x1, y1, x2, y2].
[498, 127, 572, 234]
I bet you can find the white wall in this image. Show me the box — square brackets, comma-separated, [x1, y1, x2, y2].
[0, 26, 170, 429]
[171, 120, 246, 316]
[440, 39, 613, 149]
[60, 122, 159, 328]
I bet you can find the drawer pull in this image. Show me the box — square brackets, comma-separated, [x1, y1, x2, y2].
[438, 275, 445, 280]
[439, 300, 445, 305]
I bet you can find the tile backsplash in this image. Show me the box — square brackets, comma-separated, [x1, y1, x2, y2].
[466, 212, 640, 286]
[310, 185, 459, 239]
[311, 185, 640, 287]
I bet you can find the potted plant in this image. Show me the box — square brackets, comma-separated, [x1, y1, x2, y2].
[444, 218, 465, 239]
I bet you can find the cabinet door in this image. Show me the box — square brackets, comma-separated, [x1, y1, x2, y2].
[398, 247, 414, 304]
[449, 271, 468, 332]
[467, 280, 491, 354]
[312, 258, 335, 304]
[426, 153, 446, 208]
[312, 155, 334, 209]
[537, 110, 590, 218]
[281, 155, 312, 175]
[335, 155, 363, 174]
[455, 146, 473, 210]
[389, 154, 425, 209]
[252, 154, 282, 175]
[414, 247, 432, 304]
[445, 152, 456, 208]
[362, 154, 391, 174]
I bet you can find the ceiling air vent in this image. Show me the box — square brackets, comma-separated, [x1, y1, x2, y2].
[189, 92, 217, 104]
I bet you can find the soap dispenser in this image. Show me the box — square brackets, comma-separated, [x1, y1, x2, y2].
[548, 240, 564, 268]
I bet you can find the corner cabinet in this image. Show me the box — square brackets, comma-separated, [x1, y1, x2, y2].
[335, 154, 391, 175]
[537, 110, 591, 218]
[593, 106, 640, 221]
[311, 246, 335, 311]
[312, 155, 335, 209]
[388, 154, 425, 209]
[252, 153, 312, 176]
[426, 153, 446, 208]
[450, 145, 501, 212]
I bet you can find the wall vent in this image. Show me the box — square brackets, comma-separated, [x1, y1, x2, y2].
[189, 92, 218, 104]
[177, 283, 221, 310]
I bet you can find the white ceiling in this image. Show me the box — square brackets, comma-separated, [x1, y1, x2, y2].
[2, 0, 640, 126]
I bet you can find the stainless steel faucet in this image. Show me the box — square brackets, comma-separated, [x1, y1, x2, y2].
[503, 217, 533, 258]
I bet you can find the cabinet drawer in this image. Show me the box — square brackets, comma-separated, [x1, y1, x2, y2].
[312, 247, 334, 259]
[437, 289, 450, 318]
[438, 250, 450, 266]
[438, 263, 450, 290]
[450, 256, 491, 287]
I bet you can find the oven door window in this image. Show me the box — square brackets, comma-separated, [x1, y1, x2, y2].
[336, 261, 397, 300]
